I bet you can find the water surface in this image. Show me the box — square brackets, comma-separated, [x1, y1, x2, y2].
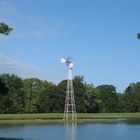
[0, 121, 140, 140]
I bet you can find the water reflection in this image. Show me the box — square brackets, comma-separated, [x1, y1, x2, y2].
[0, 120, 140, 140]
[65, 123, 77, 140]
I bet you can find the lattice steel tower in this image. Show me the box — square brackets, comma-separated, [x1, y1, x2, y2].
[61, 57, 77, 120]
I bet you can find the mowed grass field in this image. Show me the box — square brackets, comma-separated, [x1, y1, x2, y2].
[0, 113, 140, 124]
[0, 113, 140, 119]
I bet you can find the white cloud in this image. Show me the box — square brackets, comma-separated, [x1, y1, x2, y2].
[14, 21, 65, 38]
[0, 55, 63, 83]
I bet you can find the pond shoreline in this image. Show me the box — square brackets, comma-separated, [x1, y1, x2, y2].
[0, 113, 140, 124]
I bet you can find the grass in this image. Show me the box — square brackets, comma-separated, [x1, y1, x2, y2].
[0, 119, 123, 125]
[77, 113, 140, 119]
[0, 113, 63, 120]
[0, 113, 140, 124]
[0, 113, 140, 119]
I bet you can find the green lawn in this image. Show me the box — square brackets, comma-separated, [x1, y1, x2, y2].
[0, 113, 140, 119]
[0, 113, 140, 124]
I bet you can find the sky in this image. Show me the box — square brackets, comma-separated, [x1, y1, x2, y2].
[0, 0, 140, 92]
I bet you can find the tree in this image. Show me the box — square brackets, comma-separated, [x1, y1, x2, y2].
[0, 74, 25, 113]
[137, 33, 140, 39]
[73, 76, 87, 113]
[97, 85, 118, 112]
[0, 23, 12, 35]
[0, 79, 9, 95]
[119, 83, 140, 112]
[56, 80, 67, 112]
[23, 78, 44, 113]
[38, 80, 63, 113]
[0, 79, 9, 113]
[84, 84, 101, 113]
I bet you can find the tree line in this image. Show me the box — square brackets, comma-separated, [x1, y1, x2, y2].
[0, 74, 140, 114]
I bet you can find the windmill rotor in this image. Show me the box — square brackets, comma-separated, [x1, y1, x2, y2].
[61, 57, 74, 69]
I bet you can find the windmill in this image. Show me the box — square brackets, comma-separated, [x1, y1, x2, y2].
[61, 57, 77, 120]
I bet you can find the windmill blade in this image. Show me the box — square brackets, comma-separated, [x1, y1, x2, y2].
[60, 58, 66, 63]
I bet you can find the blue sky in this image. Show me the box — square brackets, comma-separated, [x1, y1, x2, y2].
[0, 0, 140, 92]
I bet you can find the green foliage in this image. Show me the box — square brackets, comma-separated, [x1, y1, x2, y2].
[0, 23, 12, 35]
[0, 79, 9, 95]
[0, 73, 140, 114]
[0, 74, 25, 113]
[96, 85, 118, 112]
[73, 76, 87, 113]
[38, 82, 63, 113]
[137, 33, 140, 39]
[23, 78, 44, 113]
[0, 79, 9, 113]
[84, 84, 101, 113]
[118, 83, 140, 112]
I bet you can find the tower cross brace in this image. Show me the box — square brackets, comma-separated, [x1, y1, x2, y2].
[63, 69, 77, 120]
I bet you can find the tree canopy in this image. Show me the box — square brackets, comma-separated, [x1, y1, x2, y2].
[0, 23, 12, 35]
[137, 33, 140, 39]
[0, 73, 140, 114]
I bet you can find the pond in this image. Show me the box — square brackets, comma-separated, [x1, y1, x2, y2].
[0, 120, 140, 140]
